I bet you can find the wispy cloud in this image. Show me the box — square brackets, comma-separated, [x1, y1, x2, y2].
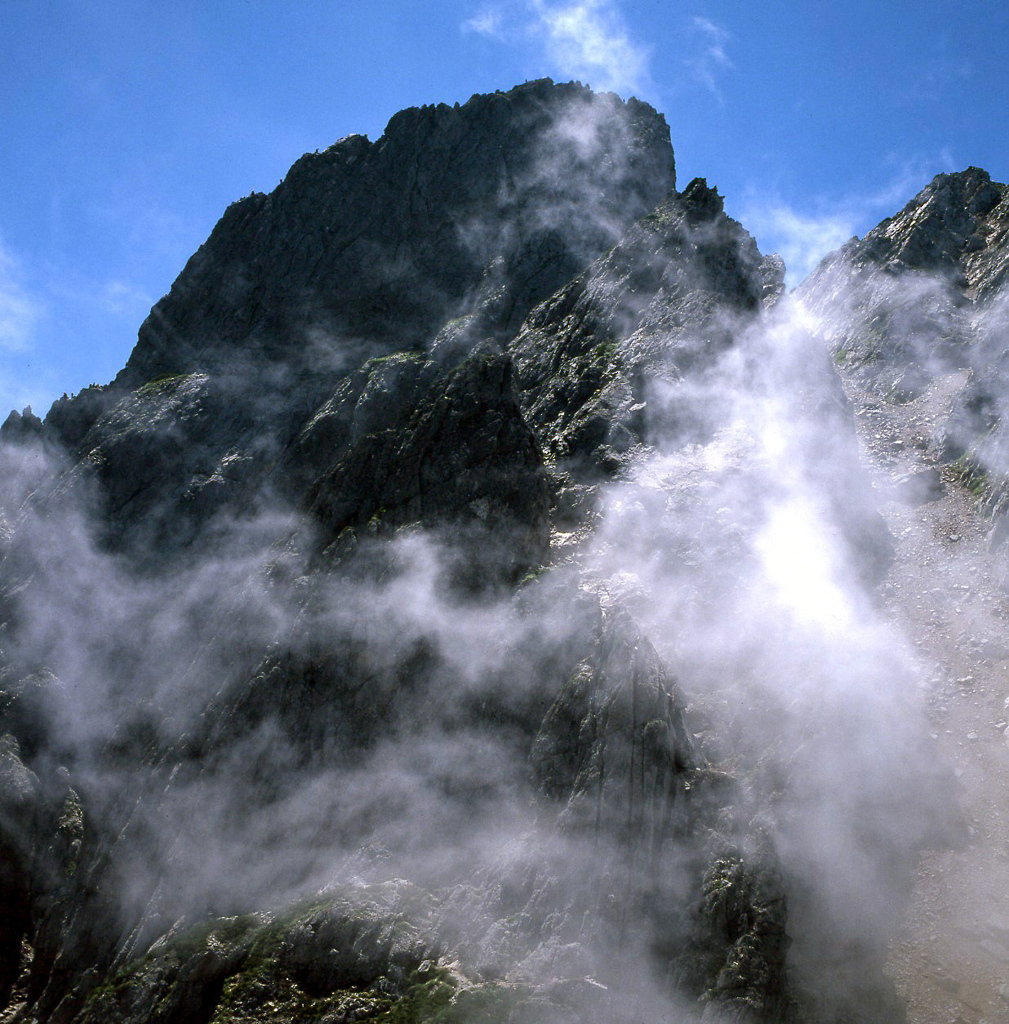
[743, 205, 856, 284]
[532, 0, 651, 96]
[463, 0, 652, 98]
[742, 150, 960, 285]
[868, 149, 957, 211]
[100, 279, 154, 319]
[463, 6, 506, 39]
[900, 54, 973, 105]
[685, 16, 732, 102]
[0, 241, 43, 353]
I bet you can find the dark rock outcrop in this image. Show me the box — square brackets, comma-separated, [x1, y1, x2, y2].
[113, 80, 674, 391]
[797, 167, 1009, 400]
[511, 180, 775, 481]
[0, 407, 43, 445]
[302, 347, 551, 587]
[37, 80, 676, 562]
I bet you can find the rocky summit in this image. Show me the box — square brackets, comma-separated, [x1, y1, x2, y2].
[0, 80, 1007, 1023]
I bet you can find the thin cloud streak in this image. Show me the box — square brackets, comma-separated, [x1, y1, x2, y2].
[463, 0, 652, 98]
[462, 7, 505, 38]
[686, 15, 733, 103]
[742, 150, 960, 285]
[0, 240, 43, 353]
[99, 279, 154, 320]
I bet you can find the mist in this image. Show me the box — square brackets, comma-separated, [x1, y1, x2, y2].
[0, 86, 994, 1024]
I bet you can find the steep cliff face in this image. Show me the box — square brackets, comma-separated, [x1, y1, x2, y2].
[511, 180, 772, 476]
[0, 82, 979, 1024]
[115, 80, 675, 387]
[35, 81, 673, 563]
[853, 167, 1007, 292]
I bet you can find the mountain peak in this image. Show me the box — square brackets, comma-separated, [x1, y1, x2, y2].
[6, 81, 1002, 1024]
[851, 165, 1009, 287]
[108, 80, 674, 395]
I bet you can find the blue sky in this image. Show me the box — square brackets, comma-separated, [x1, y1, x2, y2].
[2, 0, 1007, 419]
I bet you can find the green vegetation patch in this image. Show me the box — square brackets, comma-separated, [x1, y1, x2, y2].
[364, 350, 428, 371]
[209, 962, 525, 1024]
[210, 965, 394, 1024]
[949, 453, 991, 500]
[590, 339, 618, 367]
[138, 372, 192, 396]
[78, 884, 504, 1024]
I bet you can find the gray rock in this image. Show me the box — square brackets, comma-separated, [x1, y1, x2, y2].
[798, 168, 1009, 540]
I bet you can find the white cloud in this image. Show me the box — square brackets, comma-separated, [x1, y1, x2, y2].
[743, 204, 856, 284]
[463, 6, 506, 38]
[462, 0, 652, 98]
[531, 0, 651, 96]
[685, 15, 733, 102]
[0, 241, 43, 353]
[742, 150, 960, 285]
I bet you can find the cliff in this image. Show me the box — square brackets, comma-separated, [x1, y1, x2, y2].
[0, 82, 989, 1023]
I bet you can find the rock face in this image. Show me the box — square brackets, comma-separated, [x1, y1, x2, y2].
[798, 168, 1009, 531]
[38, 80, 674, 563]
[301, 348, 552, 588]
[115, 80, 674, 388]
[798, 168, 1009, 382]
[0, 81, 977, 1024]
[511, 180, 773, 479]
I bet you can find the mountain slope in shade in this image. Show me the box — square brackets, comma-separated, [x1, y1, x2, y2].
[0, 82, 996, 1023]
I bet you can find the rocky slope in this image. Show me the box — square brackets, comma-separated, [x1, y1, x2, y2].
[795, 166, 1009, 1023]
[27, 80, 674, 562]
[797, 168, 1009, 536]
[0, 82, 999, 1023]
[837, 368, 1009, 1023]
